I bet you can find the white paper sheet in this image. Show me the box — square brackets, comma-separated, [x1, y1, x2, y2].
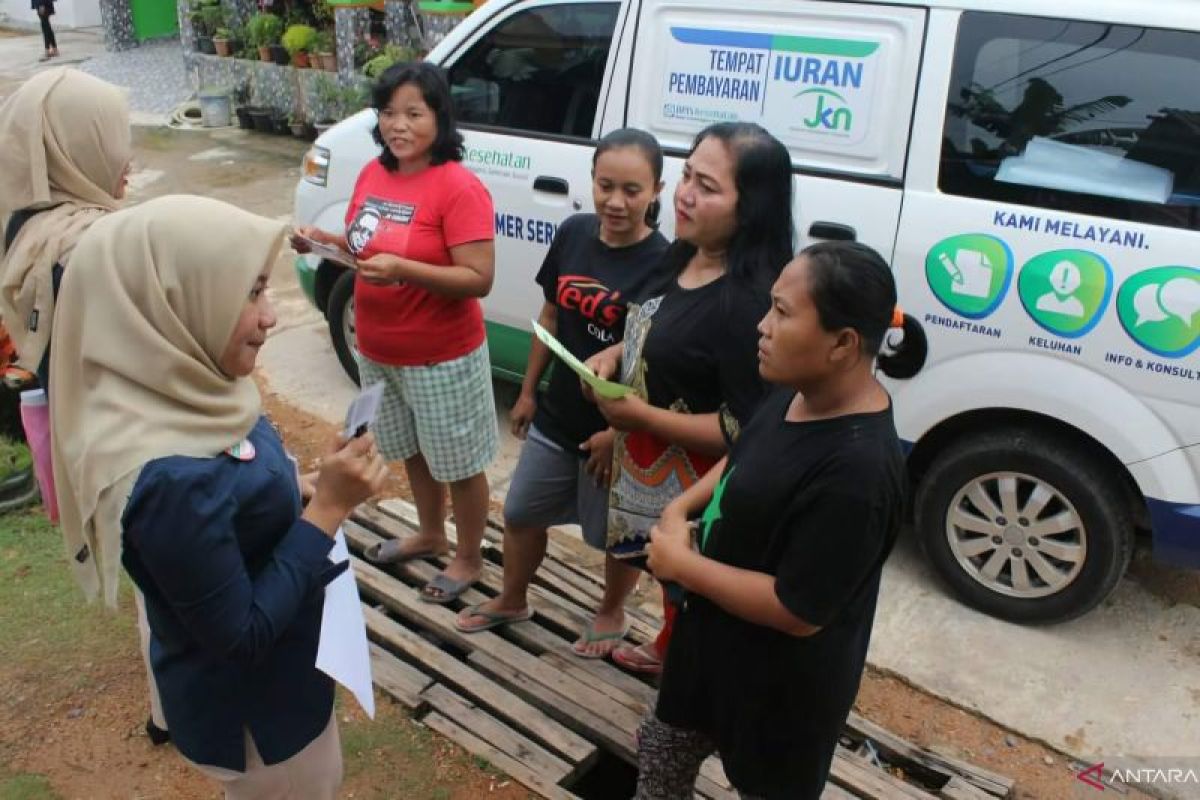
[316, 528, 375, 718]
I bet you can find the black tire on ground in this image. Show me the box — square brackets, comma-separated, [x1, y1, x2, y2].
[326, 270, 360, 386]
[914, 428, 1134, 624]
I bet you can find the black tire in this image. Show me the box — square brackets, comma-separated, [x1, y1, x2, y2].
[326, 270, 360, 386]
[914, 427, 1134, 624]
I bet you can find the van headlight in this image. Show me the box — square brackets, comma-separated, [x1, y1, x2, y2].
[303, 146, 330, 187]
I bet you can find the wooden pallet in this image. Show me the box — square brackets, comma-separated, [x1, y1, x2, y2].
[347, 501, 1015, 800]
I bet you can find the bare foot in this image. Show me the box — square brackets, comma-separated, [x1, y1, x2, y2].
[573, 609, 628, 658]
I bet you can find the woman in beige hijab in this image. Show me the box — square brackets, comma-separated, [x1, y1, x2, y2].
[51, 194, 387, 798]
[0, 66, 131, 388]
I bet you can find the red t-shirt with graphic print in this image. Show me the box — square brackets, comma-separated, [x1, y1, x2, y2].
[345, 159, 494, 366]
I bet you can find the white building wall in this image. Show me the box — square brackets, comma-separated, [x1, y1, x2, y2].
[1, 0, 103, 29]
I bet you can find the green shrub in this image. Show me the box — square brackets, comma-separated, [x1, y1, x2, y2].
[282, 24, 318, 56]
[246, 12, 283, 48]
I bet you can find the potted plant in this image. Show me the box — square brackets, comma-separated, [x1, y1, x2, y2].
[338, 82, 371, 119]
[227, 24, 245, 57]
[288, 112, 311, 139]
[248, 106, 274, 133]
[196, 2, 224, 55]
[314, 30, 336, 72]
[312, 72, 342, 134]
[213, 27, 233, 57]
[362, 44, 418, 78]
[270, 108, 292, 135]
[246, 12, 282, 63]
[232, 83, 253, 129]
[282, 24, 318, 69]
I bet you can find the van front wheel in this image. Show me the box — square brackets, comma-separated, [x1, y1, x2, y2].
[914, 429, 1133, 624]
[326, 270, 360, 386]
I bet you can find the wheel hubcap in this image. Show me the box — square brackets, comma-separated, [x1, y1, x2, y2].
[944, 471, 1086, 598]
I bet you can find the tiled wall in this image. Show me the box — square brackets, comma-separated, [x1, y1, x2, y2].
[99, 0, 137, 51]
[188, 51, 371, 124]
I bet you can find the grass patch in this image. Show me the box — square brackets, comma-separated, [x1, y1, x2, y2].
[0, 439, 31, 480]
[0, 770, 59, 800]
[0, 511, 133, 671]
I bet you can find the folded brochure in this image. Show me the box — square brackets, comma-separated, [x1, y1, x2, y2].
[531, 320, 631, 399]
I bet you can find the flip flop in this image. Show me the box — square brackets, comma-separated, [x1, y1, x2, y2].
[612, 642, 663, 674]
[572, 621, 631, 659]
[455, 603, 533, 633]
[420, 571, 475, 605]
[363, 538, 442, 565]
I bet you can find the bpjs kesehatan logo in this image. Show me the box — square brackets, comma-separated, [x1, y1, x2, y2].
[556, 276, 624, 343]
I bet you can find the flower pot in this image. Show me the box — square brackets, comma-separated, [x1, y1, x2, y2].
[249, 107, 274, 133]
[318, 52, 337, 72]
[292, 52, 311, 69]
[197, 36, 216, 55]
[234, 106, 254, 129]
[270, 45, 290, 66]
[258, 45, 272, 62]
[213, 37, 231, 57]
[290, 122, 309, 138]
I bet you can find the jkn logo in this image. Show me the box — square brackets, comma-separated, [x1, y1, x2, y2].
[797, 88, 852, 132]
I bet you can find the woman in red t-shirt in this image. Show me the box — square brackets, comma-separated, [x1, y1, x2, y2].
[295, 62, 497, 604]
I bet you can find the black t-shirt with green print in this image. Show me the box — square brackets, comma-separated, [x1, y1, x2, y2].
[655, 387, 905, 798]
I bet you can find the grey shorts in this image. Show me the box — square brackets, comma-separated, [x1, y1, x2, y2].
[503, 424, 609, 549]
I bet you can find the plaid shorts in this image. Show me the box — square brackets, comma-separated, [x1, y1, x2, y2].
[357, 343, 498, 482]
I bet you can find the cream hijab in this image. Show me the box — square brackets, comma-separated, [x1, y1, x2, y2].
[50, 195, 288, 607]
[0, 67, 131, 370]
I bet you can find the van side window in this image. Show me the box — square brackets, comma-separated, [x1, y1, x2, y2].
[940, 13, 1200, 232]
[447, 3, 619, 138]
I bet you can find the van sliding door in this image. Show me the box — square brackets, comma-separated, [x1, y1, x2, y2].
[624, 0, 926, 258]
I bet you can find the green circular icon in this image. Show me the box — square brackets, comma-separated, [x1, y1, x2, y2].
[1116, 266, 1200, 358]
[926, 234, 1013, 319]
[1017, 250, 1112, 339]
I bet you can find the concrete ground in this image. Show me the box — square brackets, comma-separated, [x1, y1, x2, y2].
[0, 27, 190, 124]
[0, 26, 105, 95]
[1, 39, 1197, 793]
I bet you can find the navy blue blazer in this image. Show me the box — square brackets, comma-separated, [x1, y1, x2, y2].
[121, 417, 344, 771]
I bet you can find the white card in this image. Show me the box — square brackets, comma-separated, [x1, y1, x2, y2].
[344, 382, 385, 439]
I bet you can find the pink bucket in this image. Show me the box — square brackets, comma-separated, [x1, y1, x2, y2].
[20, 389, 57, 523]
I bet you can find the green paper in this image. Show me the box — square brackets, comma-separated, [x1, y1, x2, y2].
[531, 320, 631, 399]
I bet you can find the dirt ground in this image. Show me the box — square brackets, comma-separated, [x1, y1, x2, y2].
[0, 379, 1149, 800]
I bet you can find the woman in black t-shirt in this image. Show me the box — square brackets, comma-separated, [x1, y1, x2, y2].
[456, 129, 668, 658]
[585, 123, 795, 675]
[636, 242, 929, 799]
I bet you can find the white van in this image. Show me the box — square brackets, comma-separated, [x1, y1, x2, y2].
[293, 0, 1200, 623]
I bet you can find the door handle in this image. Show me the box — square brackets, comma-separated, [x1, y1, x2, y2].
[533, 176, 569, 195]
[809, 222, 857, 241]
